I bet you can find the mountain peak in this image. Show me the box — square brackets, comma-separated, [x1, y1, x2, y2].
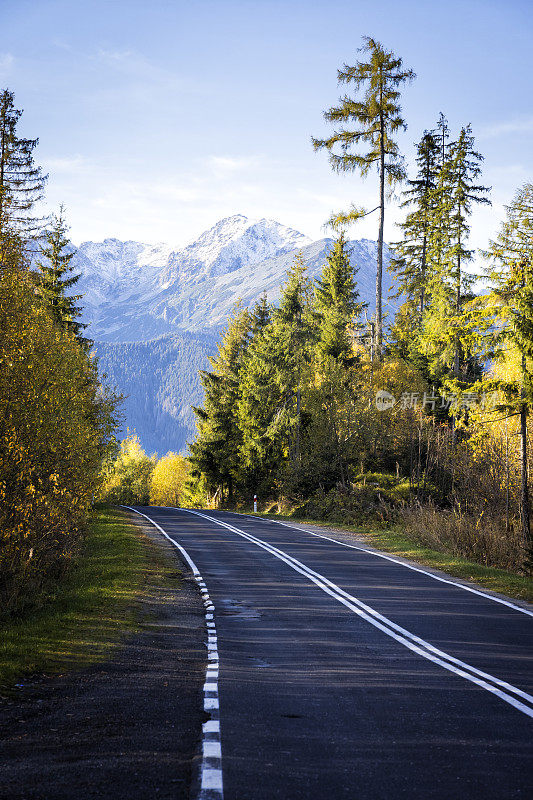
[63, 214, 392, 342]
[171, 214, 311, 277]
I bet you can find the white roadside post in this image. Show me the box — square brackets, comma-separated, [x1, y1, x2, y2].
[253, 494, 258, 513]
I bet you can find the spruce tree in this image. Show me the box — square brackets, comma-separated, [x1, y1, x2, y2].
[36, 206, 87, 343]
[274, 253, 314, 464]
[482, 184, 533, 550]
[0, 90, 47, 268]
[315, 233, 365, 363]
[421, 125, 490, 381]
[312, 36, 415, 358]
[447, 125, 491, 376]
[236, 320, 284, 498]
[312, 234, 366, 486]
[237, 255, 314, 496]
[250, 292, 271, 335]
[189, 306, 251, 503]
[436, 112, 450, 167]
[390, 130, 440, 322]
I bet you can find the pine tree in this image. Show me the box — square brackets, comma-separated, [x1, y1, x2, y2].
[390, 130, 440, 322]
[250, 291, 271, 335]
[436, 112, 450, 167]
[315, 233, 365, 363]
[273, 253, 314, 464]
[421, 125, 490, 381]
[481, 184, 533, 551]
[237, 255, 314, 496]
[447, 125, 491, 376]
[236, 321, 285, 498]
[36, 206, 87, 344]
[312, 36, 415, 358]
[189, 306, 251, 503]
[0, 90, 47, 268]
[311, 234, 366, 486]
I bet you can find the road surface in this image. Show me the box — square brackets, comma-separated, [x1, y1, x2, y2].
[127, 506, 533, 800]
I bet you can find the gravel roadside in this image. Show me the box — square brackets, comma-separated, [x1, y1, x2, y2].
[0, 515, 206, 800]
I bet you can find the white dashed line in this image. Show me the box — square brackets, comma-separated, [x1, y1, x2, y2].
[122, 507, 223, 800]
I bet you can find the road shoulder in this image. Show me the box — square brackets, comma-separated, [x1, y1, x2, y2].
[0, 513, 206, 800]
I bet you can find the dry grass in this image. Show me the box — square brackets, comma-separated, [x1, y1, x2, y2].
[399, 503, 526, 572]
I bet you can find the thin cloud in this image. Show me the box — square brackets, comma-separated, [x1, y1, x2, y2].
[480, 117, 533, 139]
[0, 53, 14, 79]
[206, 155, 261, 176]
[92, 48, 194, 93]
[44, 155, 89, 174]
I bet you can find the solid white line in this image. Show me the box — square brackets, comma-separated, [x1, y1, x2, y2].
[184, 509, 533, 719]
[241, 513, 533, 618]
[122, 507, 223, 800]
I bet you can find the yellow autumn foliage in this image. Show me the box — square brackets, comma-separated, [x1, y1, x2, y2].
[0, 267, 119, 614]
[98, 435, 155, 505]
[149, 452, 190, 507]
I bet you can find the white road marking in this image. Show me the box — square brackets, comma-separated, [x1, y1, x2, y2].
[201, 768, 223, 792]
[204, 741, 222, 758]
[237, 512, 533, 618]
[185, 510, 533, 719]
[122, 507, 223, 800]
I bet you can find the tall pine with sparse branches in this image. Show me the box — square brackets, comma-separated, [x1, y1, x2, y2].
[312, 36, 415, 358]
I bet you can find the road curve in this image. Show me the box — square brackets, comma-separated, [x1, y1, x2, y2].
[128, 506, 533, 800]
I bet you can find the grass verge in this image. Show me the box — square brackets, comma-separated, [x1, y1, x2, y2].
[251, 512, 533, 603]
[0, 506, 177, 695]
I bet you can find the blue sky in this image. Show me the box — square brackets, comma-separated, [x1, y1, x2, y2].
[1, 0, 532, 254]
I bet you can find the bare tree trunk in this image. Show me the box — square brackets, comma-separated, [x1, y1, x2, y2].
[420, 232, 427, 315]
[376, 112, 385, 360]
[454, 239, 461, 379]
[296, 385, 301, 462]
[520, 354, 531, 546]
[0, 124, 6, 269]
[505, 420, 510, 535]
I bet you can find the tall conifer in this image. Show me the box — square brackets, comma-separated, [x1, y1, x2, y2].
[237, 255, 314, 495]
[315, 233, 365, 363]
[189, 306, 251, 503]
[36, 206, 87, 344]
[421, 125, 490, 380]
[312, 36, 415, 358]
[390, 130, 440, 321]
[481, 184, 533, 549]
[0, 90, 47, 268]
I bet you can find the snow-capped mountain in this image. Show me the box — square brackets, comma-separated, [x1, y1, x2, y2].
[71, 214, 393, 342]
[62, 214, 397, 453]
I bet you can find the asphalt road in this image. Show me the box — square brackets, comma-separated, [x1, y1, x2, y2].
[129, 506, 533, 800]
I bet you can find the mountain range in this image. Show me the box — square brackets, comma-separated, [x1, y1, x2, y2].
[65, 215, 394, 454]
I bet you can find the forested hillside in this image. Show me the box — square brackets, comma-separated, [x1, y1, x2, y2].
[95, 332, 216, 454]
